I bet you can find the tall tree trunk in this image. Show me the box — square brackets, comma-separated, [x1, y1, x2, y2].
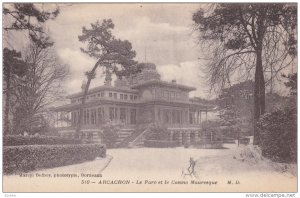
[253, 50, 265, 145]
[253, 9, 266, 146]
[75, 62, 100, 138]
[4, 63, 11, 136]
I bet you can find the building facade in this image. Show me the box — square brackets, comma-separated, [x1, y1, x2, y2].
[53, 63, 213, 145]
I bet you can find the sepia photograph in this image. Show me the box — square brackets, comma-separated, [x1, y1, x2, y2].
[2, 2, 298, 194]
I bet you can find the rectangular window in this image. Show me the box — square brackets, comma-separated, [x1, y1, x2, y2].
[73, 112, 76, 125]
[120, 108, 126, 123]
[115, 108, 118, 120]
[164, 91, 169, 99]
[180, 111, 183, 124]
[120, 94, 124, 100]
[109, 107, 115, 121]
[158, 109, 161, 122]
[189, 112, 194, 124]
[71, 112, 74, 126]
[75, 112, 77, 126]
[97, 93, 100, 97]
[130, 109, 136, 124]
[134, 95, 137, 100]
[130, 95, 133, 100]
[157, 90, 162, 98]
[109, 92, 112, 98]
[177, 111, 181, 124]
[91, 109, 96, 125]
[172, 110, 176, 124]
[124, 94, 128, 100]
[101, 92, 104, 97]
[170, 92, 175, 99]
[83, 110, 87, 125]
[98, 107, 104, 123]
[86, 109, 90, 124]
[163, 109, 170, 124]
[114, 93, 117, 99]
[77, 111, 80, 125]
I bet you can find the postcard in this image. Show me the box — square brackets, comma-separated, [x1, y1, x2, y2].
[3, 3, 297, 193]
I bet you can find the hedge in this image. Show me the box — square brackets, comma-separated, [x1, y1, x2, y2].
[257, 107, 296, 163]
[3, 135, 81, 146]
[3, 144, 106, 174]
[144, 140, 179, 148]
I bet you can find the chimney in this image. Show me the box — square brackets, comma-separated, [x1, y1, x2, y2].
[104, 72, 112, 86]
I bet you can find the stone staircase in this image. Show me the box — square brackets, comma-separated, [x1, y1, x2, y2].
[91, 131, 102, 143]
[128, 127, 150, 148]
[116, 126, 150, 148]
[116, 129, 134, 145]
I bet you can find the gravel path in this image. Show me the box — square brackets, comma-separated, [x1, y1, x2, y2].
[3, 145, 297, 192]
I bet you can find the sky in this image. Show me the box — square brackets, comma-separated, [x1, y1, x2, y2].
[3, 3, 294, 100]
[43, 3, 212, 98]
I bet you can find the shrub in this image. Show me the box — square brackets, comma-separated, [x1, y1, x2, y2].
[102, 122, 120, 148]
[3, 144, 106, 174]
[202, 119, 246, 142]
[3, 135, 81, 146]
[144, 124, 170, 141]
[201, 120, 225, 142]
[257, 107, 297, 163]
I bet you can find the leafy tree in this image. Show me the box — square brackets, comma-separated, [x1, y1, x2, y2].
[3, 48, 27, 135]
[3, 3, 60, 135]
[217, 81, 253, 141]
[11, 42, 68, 135]
[3, 3, 59, 47]
[76, 19, 141, 136]
[282, 72, 297, 95]
[193, 3, 297, 145]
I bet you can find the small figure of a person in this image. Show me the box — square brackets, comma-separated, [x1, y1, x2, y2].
[188, 157, 196, 175]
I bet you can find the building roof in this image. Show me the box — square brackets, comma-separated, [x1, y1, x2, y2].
[137, 99, 215, 110]
[52, 98, 138, 111]
[67, 85, 139, 99]
[131, 79, 196, 91]
[52, 97, 214, 112]
[68, 62, 195, 99]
